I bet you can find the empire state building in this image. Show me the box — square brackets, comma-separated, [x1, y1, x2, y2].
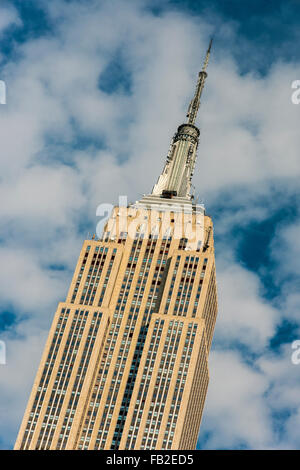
[15, 40, 218, 450]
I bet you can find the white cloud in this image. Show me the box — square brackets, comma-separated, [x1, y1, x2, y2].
[0, 247, 66, 317]
[0, 5, 20, 37]
[272, 222, 300, 278]
[200, 350, 273, 449]
[215, 260, 279, 351]
[0, 330, 47, 449]
[269, 221, 300, 323]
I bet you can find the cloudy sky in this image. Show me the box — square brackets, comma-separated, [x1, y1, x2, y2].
[0, 0, 300, 450]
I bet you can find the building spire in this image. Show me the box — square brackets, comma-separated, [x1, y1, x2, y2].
[151, 40, 212, 200]
[186, 38, 212, 125]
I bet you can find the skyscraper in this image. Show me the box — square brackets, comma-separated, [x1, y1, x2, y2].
[15, 41, 218, 451]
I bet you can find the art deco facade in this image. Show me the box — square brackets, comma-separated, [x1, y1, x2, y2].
[15, 41, 218, 450]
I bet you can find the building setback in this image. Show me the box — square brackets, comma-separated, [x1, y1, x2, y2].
[15, 41, 218, 450]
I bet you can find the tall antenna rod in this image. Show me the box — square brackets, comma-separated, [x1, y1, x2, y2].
[186, 38, 213, 125]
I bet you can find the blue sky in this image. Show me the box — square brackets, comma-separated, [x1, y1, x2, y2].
[0, 0, 300, 450]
